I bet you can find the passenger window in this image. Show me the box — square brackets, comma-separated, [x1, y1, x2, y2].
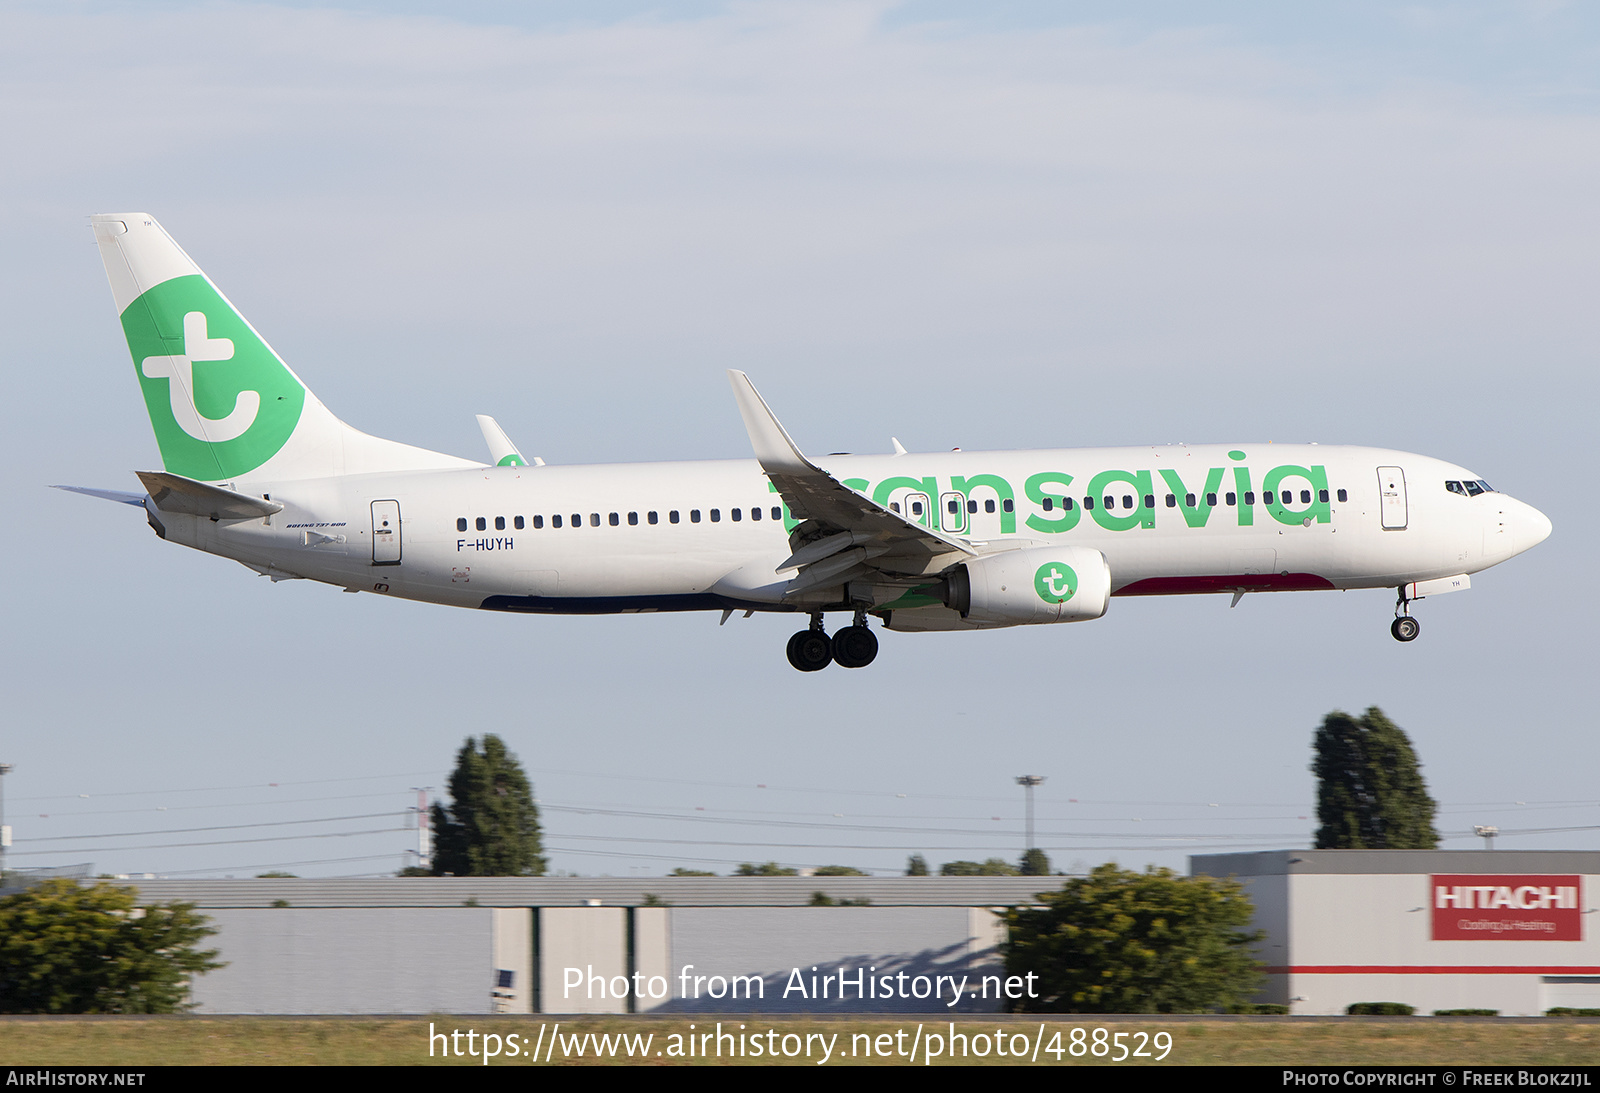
[967, 500, 977, 514]
[1063, 497, 1074, 511]
[476, 517, 486, 531]
[1122, 495, 1133, 509]
[1318, 490, 1329, 503]
[1225, 493, 1236, 506]
[1143, 494, 1154, 509]
[1003, 498, 1014, 513]
[648, 511, 658, 525]
[1300, 490, 1311, 504]
[1084, 496, 1094, 510]
[911, 500, 923, 516]
[591, 513, 601, 527]
[947, 499, 959, 514]
[572, 513, 581, 527]
[1244, 492, 1255, 505]
[772, 506, 782, 520]
[732, 508, 741, 521]
[533, 515, 543, 529]
[670, 510, 680, 524]
[495, 516, 506, 530]
[985, 499, 996, 514]
[457, 518, 467, 532]
[1165, 494, 1176, 508]
[710, 509, 721, 522]
[1042, 497, 1054, 511]
[1205, 493, 1217, 507]
[514, 516, 524, 530]
[552, 515, 563, 528]
[890, 502, 900, 513]
[1337, 489, 1348, 502]
[691, 509, 702, 523]
[1186, 493, 1196, 507]
[1103, 496, 1114, 509]
[628, 512, 639, 525]
[750, 506, 761, 521]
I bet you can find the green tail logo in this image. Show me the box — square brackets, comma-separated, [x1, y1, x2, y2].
[122, 275, 305, 480]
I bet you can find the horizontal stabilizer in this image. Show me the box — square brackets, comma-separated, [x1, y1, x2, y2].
[51, 484, 147, 508]
[137, 471, 283, 520]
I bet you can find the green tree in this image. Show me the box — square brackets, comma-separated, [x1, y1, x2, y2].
[430, 734, 546, 876]
[1020, 848, 1052, 876]
[0, 880, 223, 1014]
[669, 867, 716, 877]
[1004, 864, 1263, 1013]
[940, 858, 1020, 876]
[813, 865, 868, 876]
[1312, 707, 1439, 849]
[906, 854, 929, 876]
[735, 862, 797, 876]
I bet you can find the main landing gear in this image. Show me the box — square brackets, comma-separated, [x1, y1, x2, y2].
[786, 610, 879, 671]
[1391, 588, 1420, 642]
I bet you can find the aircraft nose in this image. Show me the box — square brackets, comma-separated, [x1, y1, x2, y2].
[1512, 499, 1553, 553]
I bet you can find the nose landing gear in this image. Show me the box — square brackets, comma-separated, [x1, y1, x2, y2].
[1391, 588, 1420, 642]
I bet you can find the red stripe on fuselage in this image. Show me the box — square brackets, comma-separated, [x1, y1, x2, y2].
[1115, 573, 1337, 596]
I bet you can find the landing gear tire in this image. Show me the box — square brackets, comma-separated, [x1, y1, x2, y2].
[831, 625, 879, 668]
[1391, 617, 1420, 642]
[786, 630, 833, 672]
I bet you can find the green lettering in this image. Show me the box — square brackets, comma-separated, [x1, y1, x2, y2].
[1263, 465, 1331, 526]
[1087, 470, 1155, 531]
[1158, 467, 1225, 528]
[1023, 472, 1079, 533]
[1232, 466, 1253, 526]
[952, 474, 1016, 534]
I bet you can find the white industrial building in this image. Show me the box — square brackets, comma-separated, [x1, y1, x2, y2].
[1192, 850, 1600, 1016]
[102, 851, 1600, 1015]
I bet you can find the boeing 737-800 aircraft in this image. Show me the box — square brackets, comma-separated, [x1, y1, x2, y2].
[65, 214, 1552, 671]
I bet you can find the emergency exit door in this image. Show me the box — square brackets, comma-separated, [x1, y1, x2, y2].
[372, 500, 402, 564]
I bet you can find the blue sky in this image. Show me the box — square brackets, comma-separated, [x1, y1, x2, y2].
[1, 1, 1595, 880]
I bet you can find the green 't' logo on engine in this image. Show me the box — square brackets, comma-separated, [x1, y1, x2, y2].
[1033, 561, 1077, 604]
[121, 274, 305, 481]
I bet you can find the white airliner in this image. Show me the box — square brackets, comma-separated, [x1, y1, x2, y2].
[65, 214, 1552, 670]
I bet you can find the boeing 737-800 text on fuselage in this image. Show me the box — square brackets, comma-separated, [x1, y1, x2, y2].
[64, 214, 1552, 670]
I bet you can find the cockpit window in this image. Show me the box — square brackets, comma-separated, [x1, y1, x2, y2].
[1446, 480, 1467, 496]
[1476, 479, 1495, 493]
[1463, 480, 1485, 497]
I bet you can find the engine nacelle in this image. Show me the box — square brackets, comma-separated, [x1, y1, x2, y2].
[946, 546, 1111, 625]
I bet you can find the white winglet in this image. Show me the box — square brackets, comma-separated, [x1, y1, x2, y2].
[727, 371, 814, 475]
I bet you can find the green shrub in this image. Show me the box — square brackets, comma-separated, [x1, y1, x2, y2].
[1347, 1002, 1415, 1016]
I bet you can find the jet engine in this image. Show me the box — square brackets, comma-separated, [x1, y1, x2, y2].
[943, 546, 1111, 625]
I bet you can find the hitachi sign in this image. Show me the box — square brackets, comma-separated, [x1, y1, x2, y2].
[1430, 874, 1583, 942]
[1435, 884, 1579, 911]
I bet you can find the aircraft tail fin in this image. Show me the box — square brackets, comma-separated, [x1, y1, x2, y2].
[90, 213, 479, 484]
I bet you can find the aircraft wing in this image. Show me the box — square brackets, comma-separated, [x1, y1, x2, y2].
[727, 371, 973, 591]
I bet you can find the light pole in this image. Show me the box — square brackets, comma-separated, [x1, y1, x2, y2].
[1474, 825, 1498, 850]
[0, 763, 13, 884]
[1015, 775, 1045, 857]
